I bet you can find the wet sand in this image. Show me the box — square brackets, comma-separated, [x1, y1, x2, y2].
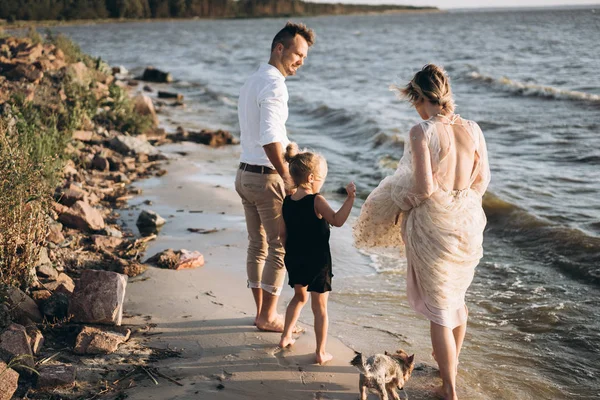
[121, 142, 441, 399]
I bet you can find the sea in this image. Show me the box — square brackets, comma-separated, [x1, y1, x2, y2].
[53, 6, 600, 399]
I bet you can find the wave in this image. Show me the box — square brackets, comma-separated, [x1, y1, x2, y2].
[295, 103, 380, 140]
[483, 193, 600, 285]
[467, 71, 600, 105]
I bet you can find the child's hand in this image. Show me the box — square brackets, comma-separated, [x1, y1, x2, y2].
[346, 182, 356, 198]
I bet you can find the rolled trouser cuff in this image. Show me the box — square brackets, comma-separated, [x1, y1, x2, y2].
[260, 282, 282, 296]
[247, 280, 261, 289]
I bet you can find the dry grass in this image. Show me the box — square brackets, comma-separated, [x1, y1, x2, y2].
[0, 118, 50, 289]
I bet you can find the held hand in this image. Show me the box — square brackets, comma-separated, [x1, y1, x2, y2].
[346, 182, 356, 198]
[283, 174, 296, 195]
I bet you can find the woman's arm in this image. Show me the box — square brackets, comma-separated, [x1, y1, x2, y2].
[409, 124, 434, 200]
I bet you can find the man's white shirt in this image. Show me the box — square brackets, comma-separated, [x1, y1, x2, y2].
[238, 63, 290, 168]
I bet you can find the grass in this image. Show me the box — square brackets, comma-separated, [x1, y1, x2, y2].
[0, 33, 152, 289]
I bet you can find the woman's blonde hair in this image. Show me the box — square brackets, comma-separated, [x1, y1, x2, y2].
[284, 143, 325, 188]
[392, 64, 455, 113]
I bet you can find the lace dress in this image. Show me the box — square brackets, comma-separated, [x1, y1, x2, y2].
[354, 115, 491, 329]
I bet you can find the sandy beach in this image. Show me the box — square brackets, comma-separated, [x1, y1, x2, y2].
[119, 142, 442, 399]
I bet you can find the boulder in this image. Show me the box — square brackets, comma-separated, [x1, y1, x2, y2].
[133, 95, 158, 127]
[103, 226, 123, 238]
[58, 200, 105, 232]
[25, 326, 44, 355]
[91, 235, 123, 250]
[157, 91, 184, 102]
[66, 61, 91, 87]
[35, 247, 57, 279]
[74, 326, 131, 355]
[136, 210, 166, 236]
[47, 222, 65, 245]
[72, 130, 93, 141]
[5, 287, 42, 323]
[43, 273, 75, 294]
[56, 187, 86, 207]
[141, 67, 172, 83]
[110, 134, 159, 156]
[0, 360, 19, 400]
[176, 250, 205, 270]
[5, 63, 43, 82]
[0, 324, 34, 369]
[173, 128, 237, 147]
[31, 290, 52, 305]
[68, 270, 127, 326]
[92, 154, 110, 171]
[36, 364, 76, 389]
[40, 292, 69, 320]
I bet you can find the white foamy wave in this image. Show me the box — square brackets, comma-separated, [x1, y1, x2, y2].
[467, 71, 600, 104]
[359, 249, 406, 274]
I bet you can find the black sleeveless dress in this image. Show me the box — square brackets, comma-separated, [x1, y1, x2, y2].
[282, 194, 332, 293]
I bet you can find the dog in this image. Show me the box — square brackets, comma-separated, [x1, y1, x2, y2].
[350, 349, 415, 400]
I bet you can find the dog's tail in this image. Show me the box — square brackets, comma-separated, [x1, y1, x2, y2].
[350, 351, 371, 377]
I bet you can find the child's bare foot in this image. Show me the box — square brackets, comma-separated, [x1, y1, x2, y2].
[279, 336, 296, 348]
[316, 352, 333, 365]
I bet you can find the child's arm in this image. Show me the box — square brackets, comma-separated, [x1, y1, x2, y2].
[314, 182, 356, 227]
[279, 215, 287, 246]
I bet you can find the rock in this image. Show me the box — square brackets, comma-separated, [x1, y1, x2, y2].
[72, 130, 93, 141]
[56, 187, 86, 207]
[173, 129, 238, 147]
[136, 210, 166, 236]
[146, 249, 179, 269]
[5, 287, 42, 323]
[25, 326, 44, 355]
[103, 226, 123, 238]
[0, 360, 19, 400]
[0, 305, 11, 331]
[176, 250, 205, 270]
[133, 95, 158, 128]
[92, 154, 110, 171]
[58, 200, 105, 232]
[40, 292, 69, 320]
[0, 324, 34, 369]
[141, 67, 172, 83]
[46, 223, 64, 246]
[110, 134, 159, 156]
[92, 235, 123, 250]
[66, 61, 91, 87]
[157, 91, 184, 102]
[36, 247, 53, 272]
[31, 290, 52, 305]
[74, 326, 131, 355]
[36, 264, 58, 280]
[36, 364, 76, 389]
[68, 270, 127, 326]
[143, 85, 153, 92]
[112, 65, 128, 76]
[5, 63, 43, 83]
[117, 262, 147, 277]
[43, 273, 75, 294]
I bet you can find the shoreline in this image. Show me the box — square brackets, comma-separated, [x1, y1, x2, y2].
[0, 9, 443, 30]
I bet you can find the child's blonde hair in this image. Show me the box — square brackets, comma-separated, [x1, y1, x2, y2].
[284, 143, 325, 188]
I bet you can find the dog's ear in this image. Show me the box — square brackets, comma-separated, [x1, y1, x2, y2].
[407, 354, 415, 364]
[384, 351, 390, 356]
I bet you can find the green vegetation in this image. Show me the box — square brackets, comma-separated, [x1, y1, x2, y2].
[0, 31, 151, 289]
[0, 0, 436, 22]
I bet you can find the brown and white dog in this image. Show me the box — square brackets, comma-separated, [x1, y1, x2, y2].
[350, 349, 415, 400]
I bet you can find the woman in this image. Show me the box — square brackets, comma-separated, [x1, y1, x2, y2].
[354, 64, 490, 400]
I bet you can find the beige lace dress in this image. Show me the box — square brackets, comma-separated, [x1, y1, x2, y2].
[354, 115, 491, 329]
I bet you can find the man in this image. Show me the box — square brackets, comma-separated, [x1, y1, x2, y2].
[235, 22, 315, 332]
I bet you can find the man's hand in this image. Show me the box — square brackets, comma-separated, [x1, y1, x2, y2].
[283, 174, 296, 195]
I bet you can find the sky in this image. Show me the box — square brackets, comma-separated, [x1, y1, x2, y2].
[308, 0, 600, 9]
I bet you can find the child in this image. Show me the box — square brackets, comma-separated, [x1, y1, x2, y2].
[278, 143, 356, 365]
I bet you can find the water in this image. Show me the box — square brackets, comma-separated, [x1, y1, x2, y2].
[54, 7, 600, 399]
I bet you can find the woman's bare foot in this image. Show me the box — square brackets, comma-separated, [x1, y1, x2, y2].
[279, 336, 296, 348]
[434, 384, 458, 400]
[316, 352, 333, 365]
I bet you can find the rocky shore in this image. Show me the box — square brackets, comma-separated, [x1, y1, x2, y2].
[0, 33, 237, 399]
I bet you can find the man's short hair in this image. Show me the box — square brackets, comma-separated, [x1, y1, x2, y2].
[271, 22, 315, 52]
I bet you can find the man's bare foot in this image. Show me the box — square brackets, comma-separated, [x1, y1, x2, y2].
[279, 336, 296, 348]
[316, 352, 333, 365]
[256, 314, 285, 332]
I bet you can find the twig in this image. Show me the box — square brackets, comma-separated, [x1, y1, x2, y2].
[141, 366, 159, 385]
[151, 368, 184, 386]
[112, 368, 136, 385]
